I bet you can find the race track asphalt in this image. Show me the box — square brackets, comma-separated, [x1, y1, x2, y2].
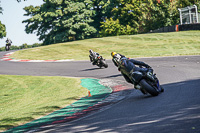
[1, 51, 200, 133]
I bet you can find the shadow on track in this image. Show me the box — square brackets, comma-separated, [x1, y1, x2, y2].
[46, 78, 200, 133]
[103, 74, 122, 78]
[81, 68, 104, 71]
[2, 79, 200, 133]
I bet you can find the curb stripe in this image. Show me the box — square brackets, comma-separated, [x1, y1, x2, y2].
[4, 78, 112, 133]
[1, 52, 74, 62]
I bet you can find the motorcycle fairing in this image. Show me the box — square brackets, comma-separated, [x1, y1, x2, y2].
[131, 71, 143, 83]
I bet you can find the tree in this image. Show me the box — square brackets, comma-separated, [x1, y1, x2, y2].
[137, 0, 172, 33]
[99, 0, 184, 36]
[0, 0, 5, 39]
[100, 18, 136, 37]
[0, 21, 6, 39]
[23, 0, 96, 45]
[90, 0, 114, 31]
[100, 0, 143, 36]
[165, 0, 200, 27]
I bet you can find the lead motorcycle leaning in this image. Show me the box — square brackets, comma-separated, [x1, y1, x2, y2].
[113, 56, 164, 96]
[89, 50, 108, 68]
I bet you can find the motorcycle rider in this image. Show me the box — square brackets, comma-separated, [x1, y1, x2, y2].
[89, 49, 100, 65]
[111, 52, 152, 90]
[5, 38, 12, 51]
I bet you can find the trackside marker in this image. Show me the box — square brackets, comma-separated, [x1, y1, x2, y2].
[176, 25, 179, 32]
[88, 91, 92, 97]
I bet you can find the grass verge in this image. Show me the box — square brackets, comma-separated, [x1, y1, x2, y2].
[0, 75, 88, 132]
[10, 31, 200, 60]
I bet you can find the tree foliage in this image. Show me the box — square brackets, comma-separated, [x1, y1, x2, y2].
[0, 21, 6, 39]
[100, 0, 200, 37]
[100, 0, 171, 36]
[137, 0, 172, 33]
[13, 0, 200, 44]
[0, 43, 42, 51]
[90, 0, 114, 31]
[23, 0, 97, 45]
[100, 0, 142, 36]
[100, 18, 136, 37]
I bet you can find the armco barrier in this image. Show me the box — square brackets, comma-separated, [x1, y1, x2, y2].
[151, 23, 200, 33]
[179, 23, 200, 31]
[151, 25, 176, 33]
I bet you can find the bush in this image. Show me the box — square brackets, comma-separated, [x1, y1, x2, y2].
[0, 43, 42, 51]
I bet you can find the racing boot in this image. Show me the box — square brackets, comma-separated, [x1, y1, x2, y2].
[135, 84, 141, 89]
[135, 85, 147, 95]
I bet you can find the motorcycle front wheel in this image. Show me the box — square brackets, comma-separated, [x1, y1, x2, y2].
[140, 79, 159, 96]
[5, 46, 9, 51]
[101, 60, 108, 68]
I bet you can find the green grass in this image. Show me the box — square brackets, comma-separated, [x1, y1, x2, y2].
[0, 75, 88, 131]
[2, 31, 200, 131]
[10, 31, 200, 60]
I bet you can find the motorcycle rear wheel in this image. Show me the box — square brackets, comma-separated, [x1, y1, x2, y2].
[140, 79, 159, 96]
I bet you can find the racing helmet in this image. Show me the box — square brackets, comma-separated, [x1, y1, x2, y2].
[111, 52, 117, 58]
[112, 52, 122, 66]
[89, 49, 93, 54]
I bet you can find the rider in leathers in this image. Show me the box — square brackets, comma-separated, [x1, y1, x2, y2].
[89, 49, 100, 65]
[111, 52, 151, 88]
[5, 38, 12, 51]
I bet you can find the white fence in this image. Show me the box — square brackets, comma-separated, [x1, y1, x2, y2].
[178, 5, 199, 25]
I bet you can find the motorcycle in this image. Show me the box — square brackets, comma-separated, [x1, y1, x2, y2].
[90, 55, 108, 68]
[5, 43, 11, 51]
[130, 66, 164, 96]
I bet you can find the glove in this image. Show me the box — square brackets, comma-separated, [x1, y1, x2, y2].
[120, 57, 127, 61]
[146, 65, 151, 68]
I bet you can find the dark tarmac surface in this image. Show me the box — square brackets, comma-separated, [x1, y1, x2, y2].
[1, 51, 200, 133]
